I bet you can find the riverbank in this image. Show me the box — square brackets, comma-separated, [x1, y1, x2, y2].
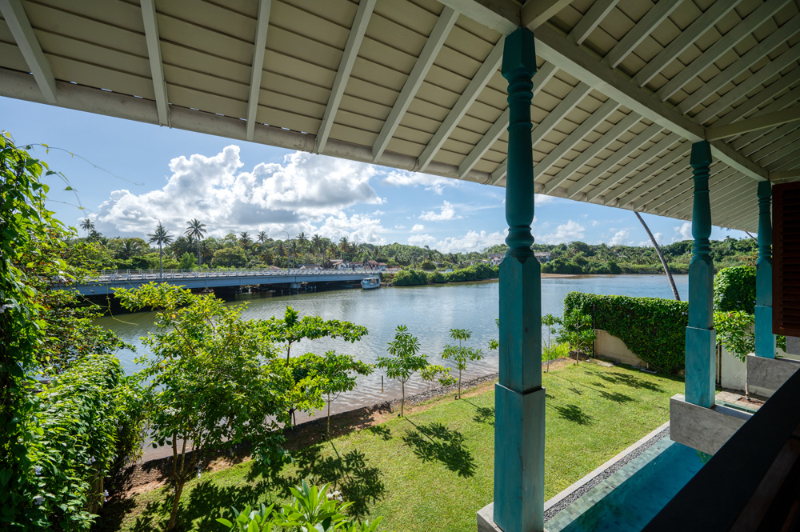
[98, 361, 684, 532]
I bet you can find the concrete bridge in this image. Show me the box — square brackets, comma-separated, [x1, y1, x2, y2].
[72, 268, 380, 296]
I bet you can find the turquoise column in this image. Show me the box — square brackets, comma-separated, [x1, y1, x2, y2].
[755, 181, 775, 358]
[685, 141, 716, 408]
[494, 27, 545, 532]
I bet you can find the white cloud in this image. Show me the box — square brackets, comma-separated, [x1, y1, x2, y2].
[673, 222, 692, 242]
[435, 230, 506, 253]
[591, 220, 601, 227]
[383, 170, 457, 195]
[408, 233, 436, 246]
[411, 224, 425, 233]
[316, 212, 388, 245]
[394, 224, 406, 230]
[639, 232, 664, 247]
[608, 230, 630, 246]
[535, 194, 555, 205]
[419, 201, 460, 221]
[93, 146, 382, 238]
[539, 220, 586, 244]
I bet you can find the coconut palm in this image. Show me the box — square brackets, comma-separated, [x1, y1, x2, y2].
[80, 218, 95, 236]
[185, 219, 207, 270]
[119, 239, 144, 260]
[148, 222, 173, 278]
[257, 231, 269, 245]
[339, 236, 350, 260]
[239, 232, 252, 250]
[296, 232, 308, 252]
[311, 234, 323, 263]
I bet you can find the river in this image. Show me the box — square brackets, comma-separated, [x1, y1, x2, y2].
[97, 274, 688, 422]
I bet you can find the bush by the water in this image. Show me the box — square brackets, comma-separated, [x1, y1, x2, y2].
[714, 265, 756, 314]
[393, 264, 499, 286]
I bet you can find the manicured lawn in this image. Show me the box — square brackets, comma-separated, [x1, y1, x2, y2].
[100, 363, 684, 532]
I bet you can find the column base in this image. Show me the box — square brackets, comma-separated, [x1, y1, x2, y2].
[670, 394, 750, 455]
[493, 384, 545, 532]
[685, 326, 716, 408]
[478, 503, 503, 532]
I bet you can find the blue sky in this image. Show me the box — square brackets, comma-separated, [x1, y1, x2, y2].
[3, 96, 746, 252]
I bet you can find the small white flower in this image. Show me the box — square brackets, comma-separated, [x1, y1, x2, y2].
[33, 466, 42, 476]
[88, 456, 96, 464]
[103, 490, 109, 502]
[196, 465, 202, 479]
[33, 495, 44, 506]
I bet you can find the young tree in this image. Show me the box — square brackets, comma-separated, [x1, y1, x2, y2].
[115, 284, 291, 531]
[316, 351, 373, 438]
[80, 217, 95, 236]
[558, 310, 596, 362]
[147, 222, 172, 277]
[441, 328, 483, 398]
[377, 325, 433, 417]
[541, 314, 561, 373]
[178, 251, 196, 271]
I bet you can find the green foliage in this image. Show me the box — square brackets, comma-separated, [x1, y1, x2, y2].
[426, 271, 446, 284]
[212, 246, 248, 268]
[715, 311, 755, 362]
[115, 283, 292, 530]
[564, 292, 688, 373]
[445, 263, 498, 282]
[316, 351, 373, 437]
[218, 482, 383, 531]
[542, 343, 570, 371]
[22, 355, 145, 531]
[557, 311, 596, 357]
[714, 265, 757, 314]
[441, 329, 484, 398]
[377, 326, 431, 416]
[178, 251, 196, 270]
[420, 364, 457, 387]
[392, 269, 429, 286]
[420, 261, 436, 271]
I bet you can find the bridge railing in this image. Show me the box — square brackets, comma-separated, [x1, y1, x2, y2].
[87, 268, 382, 282]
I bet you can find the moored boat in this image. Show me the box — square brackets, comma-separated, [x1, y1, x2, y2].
[361, 277, 380, 290]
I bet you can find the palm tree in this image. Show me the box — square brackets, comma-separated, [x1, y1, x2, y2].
[339, 236, 350, 260]
[311, 234, 323, 263]
[185, 219, 207, 270]
[239, 232, 252, 249]
[120, 239, 143, 260]
[148, 222, 173, 278]
[80, 218, 95, 236]
[296, 232, 308, 252]
[257, 231, 269, 245]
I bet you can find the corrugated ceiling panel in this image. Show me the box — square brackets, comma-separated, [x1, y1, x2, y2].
[169, 85, 247, 119]
[156, 0, 255, 42]
[30, 0, 145, 33]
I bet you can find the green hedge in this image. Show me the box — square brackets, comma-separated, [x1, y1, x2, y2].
[392, 269, 429, 286]
[714, 265, 756, 313]
[392, 264, 499, 286]
[564, 292, 689, 373]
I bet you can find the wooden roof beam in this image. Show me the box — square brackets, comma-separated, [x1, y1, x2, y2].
[568, 123, 664, 199]
[459, 62, 556, 178]
[372, 6, 459, 163]
[678, 14, 800, 116]
[418, 36, 504, 172]
[656, 0, 791, 102]
[543, 111, 641, 194]
[771, 169, 800, 182]
[438, 0, 519, 35]
[0, 0, 56, 104]
[707, 106, 800, 141]
[568, 0, 619, 46]
[693, 44, 800, 126]
[492, 81, 592, 183]
[737, 122, 800, 157]
[522, 0, 574, 29]
[245, 0, 272, 140]
[618, 154, 690, 208]
[140, 0, 170, 126]
[633, 0, 739, 89]
[591, 135, 687, 204]
[316, 0, 375, 154]
[604, 0, 680, 70]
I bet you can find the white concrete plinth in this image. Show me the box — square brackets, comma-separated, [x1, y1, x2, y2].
[746, 354, 800, 392]
[670, 394, 751, 455]
[477, 503, 503, 532]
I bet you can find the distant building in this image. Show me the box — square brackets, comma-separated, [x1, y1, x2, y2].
[299, 264, 320, 270]
[366, 260, 387, 271]
[488, 253, 504, 265]
[329, 259, 349, 269]
[534, 252, 552, 263]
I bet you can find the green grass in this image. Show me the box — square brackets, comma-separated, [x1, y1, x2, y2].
[100, 363, 684, 532]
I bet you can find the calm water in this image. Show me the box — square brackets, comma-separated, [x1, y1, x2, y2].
[98, 274, 688, 417]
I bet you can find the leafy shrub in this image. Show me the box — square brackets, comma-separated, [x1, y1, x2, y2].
[427, 271, 446, 283]
[392, 269, 428, 286]
[607, 261, 622, 274]
[557, 310, 596, 356]
[218, 481, 382, 531]
[23, 355, 145, 530]
[714, 265, 757, 313]
[421, 261, 435, 271]
[178, 252, 196, 270]
[564, 292, 689, 373]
